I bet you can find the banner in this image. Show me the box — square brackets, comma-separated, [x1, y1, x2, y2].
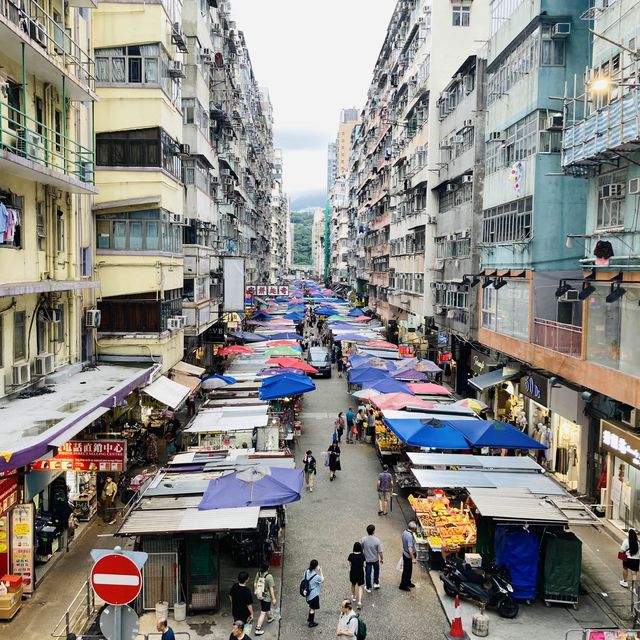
[12, 503, 34, 593]
[223, 257, 245, 311]
[31, 440, 127, 472]
[0, 472, 18, 515]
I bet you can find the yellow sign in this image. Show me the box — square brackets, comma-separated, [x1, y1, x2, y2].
[14, 523, 30, 536]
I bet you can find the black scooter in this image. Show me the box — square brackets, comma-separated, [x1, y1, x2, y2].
[440, 556, 519, 618]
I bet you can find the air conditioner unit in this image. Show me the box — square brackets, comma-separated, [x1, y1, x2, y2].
[452, 135, 464, 144]
[30, 20, 47, 47]
[629, 177, 640, 195]
[600, 183, 624, 198]
[169, 212, 183, 224]
[16, 129, 43, 161]
[200, 51, 212, 63]
[489, 131, 505, 142]
[427, 215, 437, 224]
[560, 289, 580, 302]
[546, 113, 564, 130]
[552, 23, 571, 38]
[178, 143, 190, 156]
[463, 119, 473, 128]
[168, 60, 186, 78]
[441, 91, 450, 100]
[86, 309, 101, 328]
[462, 174, 473, 183]
[167, 318, 182, 331]
[439, 140, 452, 149]
[435, 305, 446, 315]
[175, 315, 188, 327]
[446, 183, 456, 192]
[12, 362, 31, 386]
[33, 353, 55, 376]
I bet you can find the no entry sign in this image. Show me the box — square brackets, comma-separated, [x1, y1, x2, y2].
[91, 553, 142, 605]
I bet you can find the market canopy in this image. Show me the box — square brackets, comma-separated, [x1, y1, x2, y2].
[218, 345, 253, 356]
[407, 383, 451, 396]
[391, 368, 428, 381]
[348, 367, 389, 385]
[348, 308, 364, 317]
[314, 306, 338, 316]
[364, 378, 413, 394]
[468, 367, 521, 392]
[266, 356, 318, 373]
[370, 393, 436, 411]
[334, 332, 372, 342]
[261, 332, 302, 341]
[364, 340, 397, 350]
[444, 419, 546, 449]
[229, 331, 269, 343]
[384, 417, 471, 450]
[259, 373, 316, 400]
[284, 312, 305, 321]
[265, 346, 302, 356]
[143, 375, 191, 409]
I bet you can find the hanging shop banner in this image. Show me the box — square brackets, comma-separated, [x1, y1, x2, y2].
[600, 420, 640, 469]
[11, 503, 34, 593]
[520, 372, 548, 406]
[0, 472, 18, 515]
[246, 285, 289, 297]
[0, 514, 8, 576]
[31, 440, 127, 472]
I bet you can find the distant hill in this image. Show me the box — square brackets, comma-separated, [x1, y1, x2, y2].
[291, 190, 326, 210]
[291, 210, 314, 266]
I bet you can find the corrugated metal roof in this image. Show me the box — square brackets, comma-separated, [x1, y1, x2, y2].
[172, 361, 205, 376]
[411, 469, 497, 488]
[186, 410, 269, 433]
[468, 367, 521, 391]
[382, 409, 479, 422]
[468, 488, 568, 525]
[484, 471, 565, 494]
[407, 453, 543, 471]
[203, 457, 296, 471]
[118, 506, 260, 535]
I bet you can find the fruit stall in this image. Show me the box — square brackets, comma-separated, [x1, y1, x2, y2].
[374, 420, 403, 462]
[409, 493, 477, 562]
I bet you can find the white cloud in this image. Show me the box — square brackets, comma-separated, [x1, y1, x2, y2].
[230, 0, 396, 196]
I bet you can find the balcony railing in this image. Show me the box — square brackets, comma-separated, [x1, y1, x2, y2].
[0, 0, 94, 92]
[0, 100, 93, 185]
[533, 318, 582, 358]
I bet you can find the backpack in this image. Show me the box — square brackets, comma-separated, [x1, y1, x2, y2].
[299, 570, 312, 598]
[349, 613, 367, 640]
[255, 572, 268, 599]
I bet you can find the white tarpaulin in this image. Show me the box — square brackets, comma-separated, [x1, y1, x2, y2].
[223, 257, 245, 311]
[143, 376, 191, 408]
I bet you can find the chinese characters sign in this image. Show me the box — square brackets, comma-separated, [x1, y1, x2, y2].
[31, 440, 127, 472]
[601, 421, 640, 469]
[11, 503, 34, 593]
[0, 472, 18, 515]
[245, 285, 289, 297]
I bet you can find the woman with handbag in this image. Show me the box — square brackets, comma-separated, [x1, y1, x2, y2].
[620, 528, 640, 587]
[328, 442, 341, 481]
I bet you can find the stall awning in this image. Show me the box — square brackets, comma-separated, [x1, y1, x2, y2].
[468, 367, 521, 391]
[143, 376, 191, 408]
[186, 411, 270, 433]
[172, 361, 205, 376]
[407, 453, 544, 471]
[410, 468, 566, 494]
[171, 372, 201, 393]
[118, 506, 260, 535]
[49, 406, 111, 448]
[467, 488, 568, 525]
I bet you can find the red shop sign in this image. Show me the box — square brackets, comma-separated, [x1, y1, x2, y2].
[0, 472, 18, 515]
[31, 440, 127, 472]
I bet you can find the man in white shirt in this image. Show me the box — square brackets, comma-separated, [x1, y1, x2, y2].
[336, 600, 359, 637]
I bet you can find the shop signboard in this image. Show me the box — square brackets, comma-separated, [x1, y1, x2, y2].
[470, 352, 493, 375]
[0, 514, 8, 576]
[520, 373, 548, 407]
[204, 322, 227, 343]
[0, 472, 18, 515]
[246, 285, 289, 297]
[31, 440, 127, 472]
[601, 420, 640, 469]
[11, 503, 34, 593]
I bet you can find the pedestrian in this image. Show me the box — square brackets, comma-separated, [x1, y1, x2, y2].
[337, 357, 344, 378]
[229, 620, 251, 640]
[377, 464, 393, 516]
[335, 412, 346, 443]
[399, 521, 418, 591]
[101, 476, 118, 524]
[348, 542, 365, 609]
[336, 599, 359, 638]
[229, 571, 254, 624]
[345, 407, 355, 444]
[186, 394, 196, 418]
[157, 620, 175, 640]
[303, 450, 317, 492]
[328, 441, 341, 481]
[620, 528, 640, 587]
[366, 409, 376, 443]
[331, 347, 337, 364]
[253, 563, 276, 635]
[303, 559, 324, 628]
[361, 524, 383, 593]
[355, 408, 366, 442]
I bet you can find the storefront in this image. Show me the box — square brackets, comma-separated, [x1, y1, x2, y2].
[468, 360, 522, 422]
[0, 472, 19, 578]
[521, 372, 551, 466]
[600, 419, 640, 531]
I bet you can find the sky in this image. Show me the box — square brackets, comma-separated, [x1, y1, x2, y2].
[231, 0, 397, 209]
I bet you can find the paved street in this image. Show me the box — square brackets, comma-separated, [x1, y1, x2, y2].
[278, 370, 447, 638]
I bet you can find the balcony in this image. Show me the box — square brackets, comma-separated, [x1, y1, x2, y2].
[0, 101, 96, 193]
[562, 90, 640, 171]
[0, 0, 95, 101]
[533, 318, 582, 358]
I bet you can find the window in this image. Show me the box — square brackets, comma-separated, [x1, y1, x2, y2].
[482, 196, 533, 243]
[481, 279, 529, 340]
[35, 97, 44, 136]
[13, 311, 26, 360]
[7, 82, 22, 131]
[96, 44, 161, 84]
[452, 5, 470, 26]
[36, 313, 47, 354]
[96, 209, 182, 253]
[55, 110, 62, 152]
[486, 112, 538, 174]
[491, 0, 526, 36]
[96, 127, 181, 180]
[56, 209, 65, 253]
[540, 26, 565, 66]
[56, 304, 65, 344]
[0, 192, 23, 249]
[597, 169, 626, 229]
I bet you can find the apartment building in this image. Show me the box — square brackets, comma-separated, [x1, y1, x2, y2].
[310, 206, 326, 277]
[0, 0, 97, 396]
[328, 176, 349, 283]
[327, 142, 337, 193]
[270, 149, 290, 282]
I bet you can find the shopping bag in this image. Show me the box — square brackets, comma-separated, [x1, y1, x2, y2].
[618, 551, 628, 561]
[395, 557, 404, 572]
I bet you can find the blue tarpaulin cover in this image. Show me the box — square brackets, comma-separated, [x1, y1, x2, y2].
[494, 526, 539, 600]
[229, 331, 269, 343]
[348, 308, 364, 317]
[446, 420, 546, 449]
[260, 332, 302, 341]
[348, 367, 389, 384]
[199, 467, 304, 509]
[365, 378, 413, 394]
[334, 333, 371, 342]
[391, 368, 428, 381]
[314, 306, 337, 316]
[384, 418, 471, 449]
[284, 312, 305, 321]
[259, 373, 316, 400]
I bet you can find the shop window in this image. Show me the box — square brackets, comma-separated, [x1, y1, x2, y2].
[452, 5, 470, 26]
[14, 310, 26, 360]
[481, 280, 529, 341]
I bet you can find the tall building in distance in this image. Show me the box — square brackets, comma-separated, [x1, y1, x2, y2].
[327, 142, 337, 193]
[335, 108, 360, 178]
[270, 149, 291, 282]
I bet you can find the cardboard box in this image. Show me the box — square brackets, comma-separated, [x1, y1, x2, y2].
[465, 553, 482, 568]
[0, 585, 22, 620]
[1, 575, 22, 592]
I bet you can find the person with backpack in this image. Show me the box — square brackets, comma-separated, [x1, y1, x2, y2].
[253, 563, 276, 635]
[336, 599, 365, 639]
[303, 450, 317, 492]
[301, 559, 324, 628]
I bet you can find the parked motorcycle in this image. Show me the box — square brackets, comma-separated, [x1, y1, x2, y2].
[440, 556, 519, 618]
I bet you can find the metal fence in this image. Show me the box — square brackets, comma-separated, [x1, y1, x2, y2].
[51, 579, 105, 638]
